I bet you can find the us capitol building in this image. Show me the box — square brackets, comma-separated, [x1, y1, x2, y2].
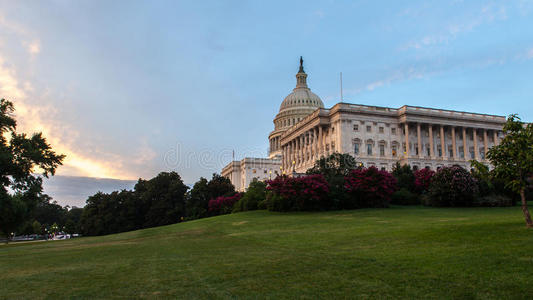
[222, 57, 506, 192]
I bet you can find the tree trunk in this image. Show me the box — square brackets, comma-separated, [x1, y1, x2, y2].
[520, 188, 533, 228]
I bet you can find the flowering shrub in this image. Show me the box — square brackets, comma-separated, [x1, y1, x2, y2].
[414, 168, 435, 193]
[344, 166, 397, 208]
[266, 174, 330, 211]
[208, 193, 242, 215]
[426, 166, 478, 206]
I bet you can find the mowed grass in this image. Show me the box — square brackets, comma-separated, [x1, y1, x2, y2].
[2, 206, 533, 299]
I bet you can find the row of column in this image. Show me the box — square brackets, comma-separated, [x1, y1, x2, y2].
[269, 136, 281, 153]
[404, 123, 499, 161]
[281, 125, 330, 172]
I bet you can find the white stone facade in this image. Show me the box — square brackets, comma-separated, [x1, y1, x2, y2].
[279, 103, 505, 174]
[222, 58, 506, 191]
[221, 157, 281, 192]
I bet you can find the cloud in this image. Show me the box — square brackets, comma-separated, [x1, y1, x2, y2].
[0, 15, 154, 180]
[25, 40, 40, 55]
[527, 48, 533, 59]
[403, 3, 508, 50]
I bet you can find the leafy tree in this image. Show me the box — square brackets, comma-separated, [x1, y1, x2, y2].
[487, 114, 533, 227]
[426, 166, 478, 207]
[392, 162, 415, 192]
[136, 172, 189, 228]
[186, 173, 235, 218]
[307, 153, 357, 209]
[233, 178, 266, 212]
[0, 99, 64, 241]
[307, 152, 358, 177]
[32, 220, 42, 234]
[206, 173, 235, 200]
[186, 177, 210, 219]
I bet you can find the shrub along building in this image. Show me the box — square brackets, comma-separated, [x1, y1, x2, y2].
[222, 57, 506, 191]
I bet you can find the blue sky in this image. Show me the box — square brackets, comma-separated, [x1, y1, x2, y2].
[0, 1, 532, 206]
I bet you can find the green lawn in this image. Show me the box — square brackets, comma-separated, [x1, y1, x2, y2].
[1, 206, 533, 299]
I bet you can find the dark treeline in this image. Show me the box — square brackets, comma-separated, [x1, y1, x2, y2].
[79, 172, 234, 236]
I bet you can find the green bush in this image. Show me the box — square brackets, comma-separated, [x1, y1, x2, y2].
[233, 179, 267, 212]
[392, 163, 415, 193]
[426, 166, 478, 207]
[391, 188, 419, 205]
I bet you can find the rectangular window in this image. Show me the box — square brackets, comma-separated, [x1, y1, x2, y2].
[353, 124, 359, 131]
[367, 144, 372, 156]
[354, 144, 359, 155]
[392, 146, 397, 157]
[459, 146, 464, 158]
[449, 146, 453, 158]
[437, 146, 442, 157]
[379, 144, 385, 156]
[379, 127, 384, 133]
[426, 145, 430, 156]
[415, 143, 419, 155]
[391, 128, 396, 135]
[366, 125, 372, 132]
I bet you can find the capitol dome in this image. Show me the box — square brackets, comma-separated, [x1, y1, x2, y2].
[274, 57, 324, 131]
[268, 57, 324, 158]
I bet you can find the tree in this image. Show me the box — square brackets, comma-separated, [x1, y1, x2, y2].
[392, 162, 415, 192]
[136, 172, 189, 228]
[0, 99, 64, 241]
[186, 177, 210, 219]
[307, 153, 358, 209]
[233, 178, 266, 212]
[487, 114, 533, 227]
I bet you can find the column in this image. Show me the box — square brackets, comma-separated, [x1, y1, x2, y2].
[451, 127, 457, 160]
[428, 124, 434, 158]
[440, 125, 445, 159]
[404, 123, 409, 158]
[314, 127, 318, 160]
[318, 126, 323, 156]
[483, 129, 488, 159]
[462, 127, 468, 160]
[473, 128, 479, 160]
[417, 123, 422, 158]
[493, 130, 499, 146]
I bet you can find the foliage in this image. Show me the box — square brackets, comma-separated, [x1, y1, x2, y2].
[135, 172, 189, 228]
[392, 162, 415, 193]
[487, 114, 533, 227]
[208, 193, 242, 215]
[187, 174, 235, 219]
[426, 166, 478, 207]
[306, 153, 358, 209]
[469, 160, 493, 197]
[344, 166, 397, 208]
[186, 177, 210, 219]
[80, 172, 188, 236]
[0, 98, 64, 240]
[233, 179, 266, 212]
[306, 152, 358, 177]
[391, 188, 419, 205]
[266, 174, 330, 211]
[413, 168, 435, 193]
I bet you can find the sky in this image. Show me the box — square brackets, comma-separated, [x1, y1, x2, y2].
[0, 0, 532, 207]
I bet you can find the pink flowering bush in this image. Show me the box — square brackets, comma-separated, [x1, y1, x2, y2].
[414, 168, 435, 193]
[426, 166, 478, 206]
[266, 174, 330, 211]
[208, 193, 242, 215]
[344, 166, 397, 208]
